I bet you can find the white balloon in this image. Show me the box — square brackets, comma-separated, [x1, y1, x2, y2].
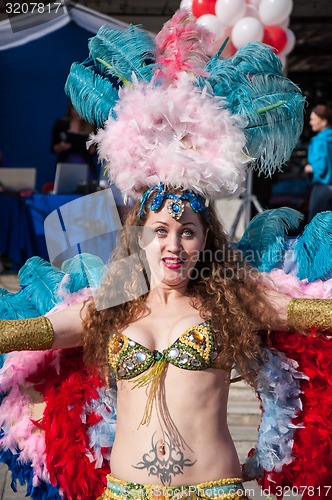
[231, 16, 264, 48]
[180, 0, 193, 10]
[212, 27, 234, 56]
[283, 28, 296, 55]
[215, 0, 246, 27]
[279, 16, 290, 29]
[259, 0, 293, 26]
[245, 5, 259, 18]
[197, 14, 227, 38]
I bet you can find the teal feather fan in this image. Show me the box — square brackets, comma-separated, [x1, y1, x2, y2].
[0, 288, 40, 320]
[65, 24, 155, 127]
[294, 212, 332, 282]
[65, 62, 119, 127]
[88, 24, 155, 83]
[17, 256, 66, 315]
[205, 43, 305, 176]
[237, 207, 304, 272]
[233, 73, 305, 175]
[61, 253, 105, 291]
[206, 41, 283, 85]
[0, 256, 106, 323]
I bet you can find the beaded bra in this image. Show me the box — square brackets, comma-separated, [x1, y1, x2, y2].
[108, 321, 224, 380]
[108, 321, 226, 429]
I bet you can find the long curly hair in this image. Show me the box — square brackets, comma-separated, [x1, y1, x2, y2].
[82, 193, 275, 387]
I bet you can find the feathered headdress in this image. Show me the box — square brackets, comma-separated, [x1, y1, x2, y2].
[65, 9, 305, 201]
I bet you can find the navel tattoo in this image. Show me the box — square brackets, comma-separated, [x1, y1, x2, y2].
[132, 432, 196, 485]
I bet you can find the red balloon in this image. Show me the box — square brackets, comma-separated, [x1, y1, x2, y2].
[192, 0, 217, 19]
[262, 25, 288, 53]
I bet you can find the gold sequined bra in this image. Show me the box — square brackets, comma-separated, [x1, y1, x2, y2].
[108, 321, 224, 380]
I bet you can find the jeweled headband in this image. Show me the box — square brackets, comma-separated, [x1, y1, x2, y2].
[139, 183, 209, 221]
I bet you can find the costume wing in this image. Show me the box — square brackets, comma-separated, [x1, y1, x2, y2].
[239, 209, 332, 499]
[0, 255, 116, 500]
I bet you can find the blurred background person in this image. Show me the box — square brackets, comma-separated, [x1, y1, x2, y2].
[304, 104, 332, 221]
[51, 101, 98, 181]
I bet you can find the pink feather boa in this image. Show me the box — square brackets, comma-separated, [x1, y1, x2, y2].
[0, 288, 93, 488]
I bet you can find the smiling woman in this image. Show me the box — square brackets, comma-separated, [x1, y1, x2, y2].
[140, 204, 208, 288]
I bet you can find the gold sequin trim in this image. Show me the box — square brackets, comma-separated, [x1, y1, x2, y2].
[0, 316, 54, 353]
[287, 298, 332, 333]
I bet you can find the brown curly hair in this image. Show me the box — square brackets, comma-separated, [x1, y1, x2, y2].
[82, 194, 275, 387]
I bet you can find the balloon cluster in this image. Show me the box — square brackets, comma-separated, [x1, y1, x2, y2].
[179, 0, 295, 64]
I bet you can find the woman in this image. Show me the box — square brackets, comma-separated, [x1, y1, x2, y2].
[304, 104, 332, 221]
[1, 10, 331, 500]
[1, 186, 329, 500]
[72, 189, 290, 498]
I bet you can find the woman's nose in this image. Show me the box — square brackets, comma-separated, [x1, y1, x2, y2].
[166, 233, 182, 252]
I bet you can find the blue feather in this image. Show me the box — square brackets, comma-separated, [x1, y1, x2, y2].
[65, 62, 119, 127]
[17, 257, 66, 315]
[0, 353, 6, 369]
[231, 74, 305, 175]
[61, 253, 106, 291]
[205, 42, 305, 175]
[237, 207, 304, 272]
[0, 287, 40, 319]
[0, 437, 61, 499]
[88, 24, 155, 83]
[243, 348, 304, 478]
[0, 255, 105, 322]
[294, 211, 332, 282]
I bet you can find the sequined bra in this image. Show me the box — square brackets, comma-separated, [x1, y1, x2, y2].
[108, 321, 224, 380]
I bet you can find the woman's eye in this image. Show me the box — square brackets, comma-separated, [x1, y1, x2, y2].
[182, 229, 194, 237]
[156, 227, 167, 235]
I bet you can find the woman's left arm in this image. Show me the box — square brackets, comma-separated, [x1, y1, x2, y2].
[264, 289, 332, 334]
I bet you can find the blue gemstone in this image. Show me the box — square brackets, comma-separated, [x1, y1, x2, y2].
[173, 203, 179, 212]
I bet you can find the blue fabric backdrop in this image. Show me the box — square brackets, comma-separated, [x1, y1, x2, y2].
[0, 22, 95, 190]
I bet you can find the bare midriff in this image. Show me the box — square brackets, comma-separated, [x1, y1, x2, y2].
[110, 364, 242, 486]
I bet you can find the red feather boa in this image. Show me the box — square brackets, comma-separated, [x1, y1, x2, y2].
[28, 349, 110, 500]
[259, 332, 332, 499]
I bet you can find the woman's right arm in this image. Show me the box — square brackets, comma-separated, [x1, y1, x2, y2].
[0, 301, 88, 353]
[48, 301, 87, 349]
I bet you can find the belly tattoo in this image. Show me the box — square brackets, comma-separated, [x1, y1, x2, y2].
[132, 432, 196, 485]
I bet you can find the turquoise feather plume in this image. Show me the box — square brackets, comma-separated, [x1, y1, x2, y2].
[205, 43, 305, 175]
[294, 212, 332, 282]
[17, 257, 66, 315]
[88, 24, 155, 83]
[61, 253, 105, 291]
[0, 288, 40, 319]
[0, 255, 106, 324]
[65, 62, 119, 127]
[237, 207, 304, 272]
[65, 25, 155, 126]
[234, 74, 305, 175]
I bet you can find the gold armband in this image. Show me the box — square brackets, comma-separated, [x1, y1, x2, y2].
[287, 298, 332, 333]
[0, 316, 54, 353]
